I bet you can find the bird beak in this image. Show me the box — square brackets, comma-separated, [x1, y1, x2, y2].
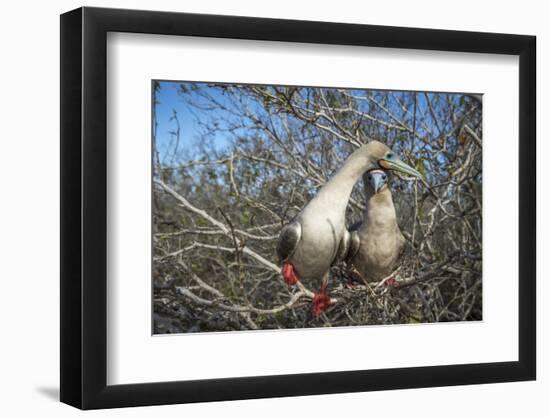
[371, 175, 385, 194]
[379, 157, 423, 179]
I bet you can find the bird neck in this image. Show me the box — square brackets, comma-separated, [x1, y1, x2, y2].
[318, 151, 373, 205]
[364, 187, 398, 229]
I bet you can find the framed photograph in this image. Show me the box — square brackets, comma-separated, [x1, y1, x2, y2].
[60, 6, 536, 409]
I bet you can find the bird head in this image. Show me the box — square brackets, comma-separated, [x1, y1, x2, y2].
[357, 140, 423, 179]
[366, 169, 388, 194]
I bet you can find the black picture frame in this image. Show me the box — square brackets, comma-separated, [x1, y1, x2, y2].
[60, 6, 536, 410]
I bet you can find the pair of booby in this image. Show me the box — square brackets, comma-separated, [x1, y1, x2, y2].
[276, 141, 421, 317]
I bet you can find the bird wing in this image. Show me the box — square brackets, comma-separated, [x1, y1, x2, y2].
[348, 220, 362, 232]
[334, 228, 362, 265]
[334, 229, 350, 264]
[276, 221, 302, 263]
[347, 229, 361, 262]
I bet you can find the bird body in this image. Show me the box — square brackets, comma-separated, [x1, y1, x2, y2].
[288, 178, 357, 281]
[349, 170, 405, 283]
[277, 146, 370, 285]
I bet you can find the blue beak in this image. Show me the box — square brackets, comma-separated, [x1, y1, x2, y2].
[368, 170, 387, 193]
[379, 157, 423, 179]
[372, 174, 385, 193]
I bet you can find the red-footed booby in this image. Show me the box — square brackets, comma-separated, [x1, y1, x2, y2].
[347, 169, 413, 284]
[276, 141, 421, 316]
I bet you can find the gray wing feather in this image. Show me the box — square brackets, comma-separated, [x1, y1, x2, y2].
[346, 230, 361, 262]
[334, 229, 350, 264]
[348, 220, 362, 232]
[276, 222, 302, 263]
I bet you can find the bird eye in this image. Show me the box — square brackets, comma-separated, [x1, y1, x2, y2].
[368, 174, 372, 180]
[382, 174, 387, 180]
[387, 153, 394, 159]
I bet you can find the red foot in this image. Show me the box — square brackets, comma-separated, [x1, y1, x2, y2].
[384, 277, 397, 286]
[282, 263, 299, 285]
[312, 289, 332, 317]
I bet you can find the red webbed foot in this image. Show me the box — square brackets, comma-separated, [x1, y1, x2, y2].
[282, 263, 299, 286]
[383, 276, 397, 287]
[312, 286, 332, 318]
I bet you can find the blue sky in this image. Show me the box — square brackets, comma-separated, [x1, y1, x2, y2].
[154, 81, 234, 164]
